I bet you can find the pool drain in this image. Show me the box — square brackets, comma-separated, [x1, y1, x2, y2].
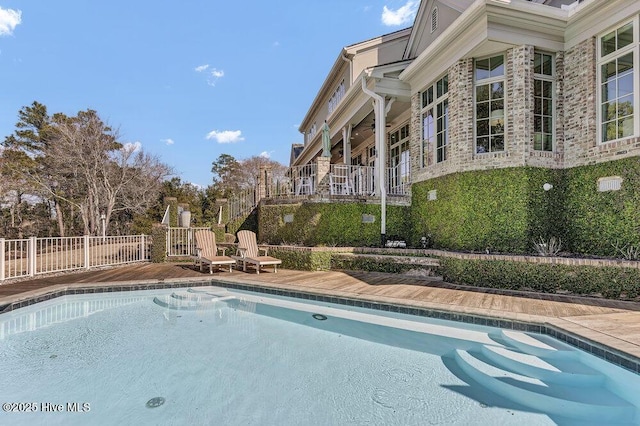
[312, 314, 327, 321]
[146, 397, 165, 408]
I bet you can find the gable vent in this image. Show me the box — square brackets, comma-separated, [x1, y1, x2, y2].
[597, 176, 623, 192]
[431, 7, 438, 33]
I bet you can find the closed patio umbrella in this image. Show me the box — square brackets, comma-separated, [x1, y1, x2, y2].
[321, 120, 330, 157]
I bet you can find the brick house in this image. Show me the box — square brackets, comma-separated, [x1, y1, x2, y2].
[271, 0, 640, 254]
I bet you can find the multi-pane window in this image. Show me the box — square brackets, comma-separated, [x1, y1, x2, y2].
[534, 52, 554, 151]
[475, 55, 505, 154]
[599, 20, 636, 143]
[307, 122, 317, 145]
[421, 75, 448, 166]
[328, 80, 346, 115]
[389, 124, 410, 194]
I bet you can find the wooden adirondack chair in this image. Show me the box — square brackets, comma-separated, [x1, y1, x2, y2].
[193, 230, 235, 273]
[232, 230, 282, 274]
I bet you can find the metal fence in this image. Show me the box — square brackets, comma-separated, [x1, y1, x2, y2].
[0, 235, 150, 282]
[227, 188, 258, 222]
[165, 227, 210, 257]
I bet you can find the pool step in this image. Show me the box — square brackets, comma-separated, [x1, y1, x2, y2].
[454, 348, 636, 423]
[481, 345, 604, 386]
[498, 330, 574, 358]
[153, 291, 234, 310]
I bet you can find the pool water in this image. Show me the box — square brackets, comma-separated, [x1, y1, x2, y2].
[0, 286, 638, 425]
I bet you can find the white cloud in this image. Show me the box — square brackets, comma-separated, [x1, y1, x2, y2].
[259, 151, 272, 159]
[195, 64, 224, 86]
[381, 1, 418, 26]
[161, 138, 174, 146]
[0, 7, 21, 36]
[207, 68, 224, 86]
[123, 141, 142, 152]
[205, 130, 244, 144]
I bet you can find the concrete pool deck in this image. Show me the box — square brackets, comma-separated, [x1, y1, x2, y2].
[1, 262, 639, 370]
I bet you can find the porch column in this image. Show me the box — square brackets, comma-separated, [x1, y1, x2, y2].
[342, 125, 352, 165]
[362, 76, 387, 246]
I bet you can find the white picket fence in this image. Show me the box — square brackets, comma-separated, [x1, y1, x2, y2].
[0, 235, 150, 282]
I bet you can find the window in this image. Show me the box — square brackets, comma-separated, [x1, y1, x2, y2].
[534, 52, 554, 151]
[431, 7, 438, 33]
[389, 123, 410, 193]
[599, 20, 636, 143]
[421, 75, 448, 166]
[328, 80, 346, 115]
[307, 122, 317, 144]
[475, 55, 505, 154]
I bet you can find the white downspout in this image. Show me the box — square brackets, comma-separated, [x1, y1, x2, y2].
[361, 75, 387, 247]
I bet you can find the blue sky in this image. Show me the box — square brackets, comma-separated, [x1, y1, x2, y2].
[0, 1, 418, 187]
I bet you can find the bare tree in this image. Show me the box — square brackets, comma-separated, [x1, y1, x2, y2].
[33, 110, 172, 235]
[211, 154, 287, 195]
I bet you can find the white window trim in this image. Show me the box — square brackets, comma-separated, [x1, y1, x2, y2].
[533, 51, 556, 152]
[596, 16, 639, 145]
[474, 54, 506, 155]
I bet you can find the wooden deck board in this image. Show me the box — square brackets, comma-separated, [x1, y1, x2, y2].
[1, 262, 640, 360]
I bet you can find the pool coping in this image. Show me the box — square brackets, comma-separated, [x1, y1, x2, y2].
[0, 276, 638, 376]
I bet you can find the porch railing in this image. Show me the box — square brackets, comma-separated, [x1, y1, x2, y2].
[386, 164, 410, 196]
[329, 164, 375, 196]
[266, 164, 317, 198]
[0, 235, 150, 282]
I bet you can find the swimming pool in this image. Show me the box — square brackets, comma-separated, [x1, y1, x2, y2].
[0, 286, 638, 425]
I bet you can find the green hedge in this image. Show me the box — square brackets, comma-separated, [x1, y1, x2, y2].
[258, 203, 410, 246]
[564, 157, 640, 256]
[226, 209, 258, 237]
[330, 255, 435, 274]
[150, 225, 167, 263]
[440, 258, 640, 299]
[410, 167, 563, 253]
[267, 248, 333, 271]
[410, 159, 640, 256]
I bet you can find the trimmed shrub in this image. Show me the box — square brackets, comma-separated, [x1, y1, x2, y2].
[150, 225, 167, 263]
[440, 257, 640, 300]
[267, 248, 333, 271]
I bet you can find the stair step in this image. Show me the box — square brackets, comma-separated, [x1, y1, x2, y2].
[499, 330, 574, 358]
[481, 345, 604, 386]
[454, 349, 635, 423]
[153, 292, 234, 310]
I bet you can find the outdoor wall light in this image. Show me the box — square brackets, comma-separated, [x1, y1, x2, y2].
[543, 183, 553, 191]
[420, 236, 427, 248]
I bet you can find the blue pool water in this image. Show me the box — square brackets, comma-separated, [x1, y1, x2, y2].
[0, 286, 638, 425]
